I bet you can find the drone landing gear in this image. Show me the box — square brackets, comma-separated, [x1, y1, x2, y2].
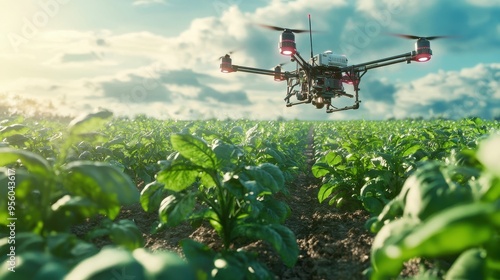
[326, 101, 361, 113]
[285, 96, 311, 107]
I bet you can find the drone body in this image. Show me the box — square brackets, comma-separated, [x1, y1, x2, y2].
[220, 16, 444, 113]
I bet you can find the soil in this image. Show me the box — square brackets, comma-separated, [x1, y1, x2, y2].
[79, 127, 425, 279]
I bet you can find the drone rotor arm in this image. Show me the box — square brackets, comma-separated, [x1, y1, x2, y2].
[231, 65, 294, 81]
[232, 65, 276, 76]
[341, 52, 414, 72]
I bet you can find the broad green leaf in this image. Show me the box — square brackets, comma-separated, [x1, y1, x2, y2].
[360, 181, 380, 198]
[403, 162, 473, 221]
[0, 232, 44, 258]
[262, 147, 284, 164]
[477, 135, 500, 176]
[62, 161, 139, 219]
[45, 233, 94, 260]
[243, 163, 284, 193]
[259, 163, 285, 191]
[212, 140, 239, 170]
[68, 110, 113, 136]
[401, 202, 500, 258]
[213, 251, 273, 280]
[181, 239, 217, 277]
[50, 201, 125, 237]
[362, 196, 384, 214]
[156, 164, 200, 192]
[171, 133, 218, 169]
[402, 144, 422, 157]
[238, 179, 265, 204]
[0, 252, 68, 280]
[140, 181, 165, 212]
[479, 173, 500, 202]
[133, 248, 195, 280]
[233, 224, 299, 267]
[325, 151, 343, 166]
[245, 124, 260, 140]
[159, 193, 196, 226]
[318, 180, 338, 203]
[372, 202, 500, 279]
[110, 220, 144, 250]
[50, 195, 100, 224]
[371, 198, 405, 233]
[258, 199, 290, 223]
[4, 134, 30, 146]
[65, 247, 145, 280]
[311, 162, 331, 178]
[0, 148, 52, 178]
[0, 124, 29, 137]
[0, 169, 47, 232]
[370, 218, 419, 279]
[68, 241, 99, 264]
[223, 178, 246, 199]
[445, 248, 486, 280]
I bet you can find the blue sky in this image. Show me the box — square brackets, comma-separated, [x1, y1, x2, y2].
[0, 0, 499, 120]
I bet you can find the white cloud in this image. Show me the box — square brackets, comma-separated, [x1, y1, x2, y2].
[393, 63, 500, 119]
[132, 0, 166, 6]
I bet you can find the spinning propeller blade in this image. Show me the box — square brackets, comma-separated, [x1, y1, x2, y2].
[217, 49, 239, 60]
[269, 61, 289, 70]
[389, 33, 454, 40]
[257, 23, 311, 33]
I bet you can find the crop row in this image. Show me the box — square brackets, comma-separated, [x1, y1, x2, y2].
[0, 111, 310, 279]
[312, 118, 500, 278]
[1, 111, 499, 279]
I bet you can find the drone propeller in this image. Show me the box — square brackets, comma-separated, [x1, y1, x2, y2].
[389, 33, 454, 40]
[217, 49, 239, 61]
[269, 61, 289, 70]
[276, 61, 289, 67]
[257, 23, 311, 34]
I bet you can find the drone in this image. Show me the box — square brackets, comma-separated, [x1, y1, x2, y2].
[219, 15, 450, 113]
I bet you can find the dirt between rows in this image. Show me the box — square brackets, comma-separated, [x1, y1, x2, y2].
[111, 128, 424, 279]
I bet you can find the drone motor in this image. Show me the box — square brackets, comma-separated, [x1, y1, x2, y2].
[220, 54, 233, 73]
[280, 30, 297, 56]
[414, 38, 432, 62]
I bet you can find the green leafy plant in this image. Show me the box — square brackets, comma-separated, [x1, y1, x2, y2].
[141, 132, 299, 277]
[0, 111, 144, 277]
[367, 135, 500, 279]
[311, 119, 497, 215]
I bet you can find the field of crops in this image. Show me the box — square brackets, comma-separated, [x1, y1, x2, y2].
[1, 111, 500, 279]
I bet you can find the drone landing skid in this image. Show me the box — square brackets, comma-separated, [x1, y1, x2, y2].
[326, 102, 361, 113]
[286, 100, 311, 107]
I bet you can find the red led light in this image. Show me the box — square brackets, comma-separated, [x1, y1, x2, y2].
[414, 52, 431, 62]
[220, 63, 233, 73]
[342, 75, 359, 86]
[279, 41, 296, 56]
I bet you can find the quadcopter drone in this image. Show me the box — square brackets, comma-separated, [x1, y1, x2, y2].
[220, 15, 449, 113]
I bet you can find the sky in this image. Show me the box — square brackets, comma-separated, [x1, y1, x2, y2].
[0, 0, 499, 120]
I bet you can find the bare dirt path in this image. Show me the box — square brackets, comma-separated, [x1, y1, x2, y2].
[269, 126, 373, 280]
